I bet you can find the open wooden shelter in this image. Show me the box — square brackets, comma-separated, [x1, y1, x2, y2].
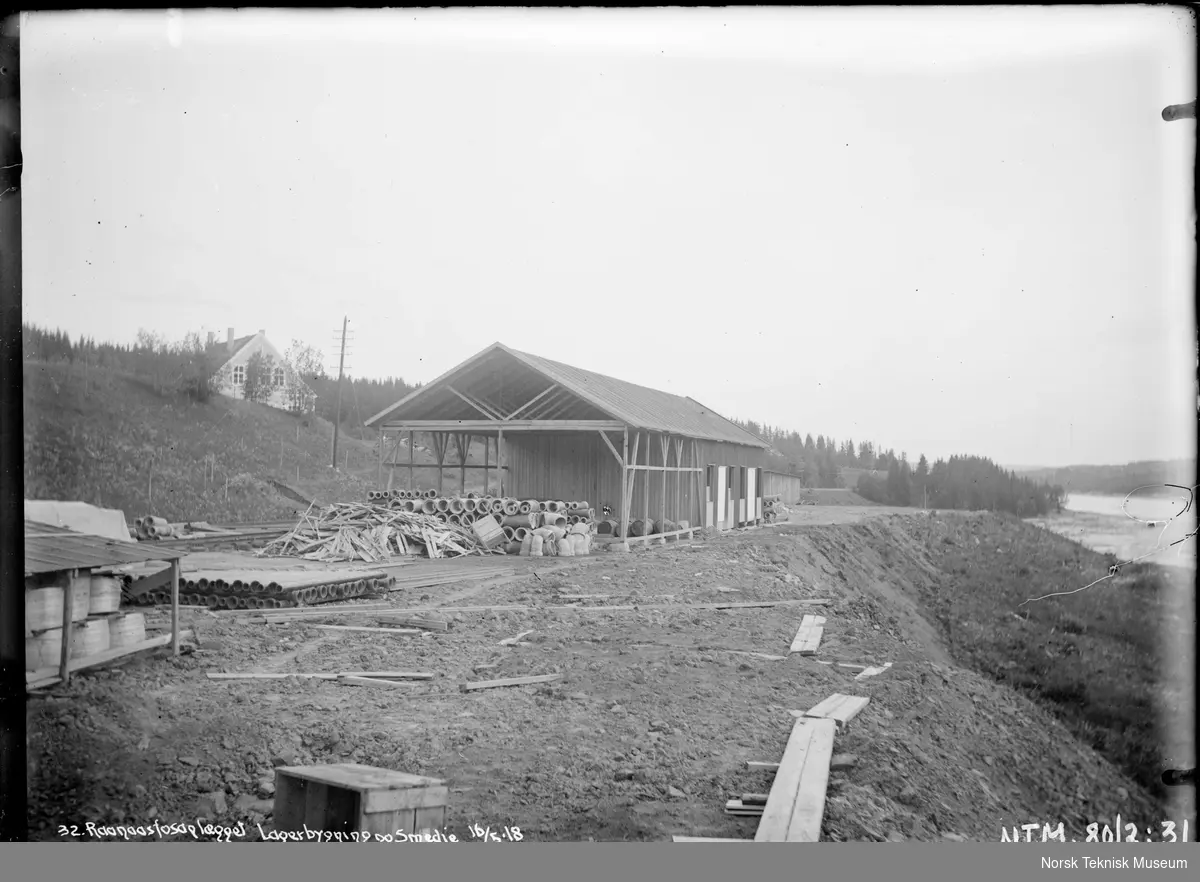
[364, 343, 772, 544]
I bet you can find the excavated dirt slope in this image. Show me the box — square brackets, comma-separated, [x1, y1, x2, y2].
[26, 510, 1192, 842]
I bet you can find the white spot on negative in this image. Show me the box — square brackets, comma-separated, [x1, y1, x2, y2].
[166, 9, 183, 48]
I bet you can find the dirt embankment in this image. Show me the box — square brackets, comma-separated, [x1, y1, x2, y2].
[26, 511, 1189, 842]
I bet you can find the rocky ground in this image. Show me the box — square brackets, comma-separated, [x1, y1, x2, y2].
[25, 507, 1191, 842]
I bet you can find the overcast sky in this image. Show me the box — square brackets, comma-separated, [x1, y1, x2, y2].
[21, 7, 1197, 468]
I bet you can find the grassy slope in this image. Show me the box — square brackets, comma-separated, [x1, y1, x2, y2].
[880, 512, 1192, 801]
[22, 361, 491, 524]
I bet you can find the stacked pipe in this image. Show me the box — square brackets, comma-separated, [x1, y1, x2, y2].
[135, 516, 178, 540]
[763, 494, 790, 523]
[127, 570, 398, 610]
[368, 492, 597, 555]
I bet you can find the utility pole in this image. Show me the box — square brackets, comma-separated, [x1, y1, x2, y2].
[331, 316, 348, 469]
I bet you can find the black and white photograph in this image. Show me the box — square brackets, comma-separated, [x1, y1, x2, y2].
[2, 5, 1196, 862]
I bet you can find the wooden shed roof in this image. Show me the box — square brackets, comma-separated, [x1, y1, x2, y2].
[24, 520, 183, 576]
[365, 343, 770, 448]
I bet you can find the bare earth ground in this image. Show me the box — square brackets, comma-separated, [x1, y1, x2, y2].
[26, 506, 1193, 842]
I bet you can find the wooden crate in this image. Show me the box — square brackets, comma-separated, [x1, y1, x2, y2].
[274, 763, 448, 837]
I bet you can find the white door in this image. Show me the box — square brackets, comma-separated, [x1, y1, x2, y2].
[716, 467, 727, 526]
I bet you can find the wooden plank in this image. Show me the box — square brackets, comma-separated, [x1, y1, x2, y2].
[310, 625, 421, 635]
[854, 663, 893, 681]
[754, 718, 817, 841]
[746, 761, 780, 771]
[498, 630, 533, 646]
[207, 672, 339, 680]
[375, 615, 450, 631]
[754, 717, 836, 842]
[783, 718, 837, 842]
[27, 630, 195, 690]
[340, 676, 418, 689]
[795, 694, 871, 726]
[672, 836, 751, 842]
[789, 615, 826, 656]
[460, 673, 561, 692]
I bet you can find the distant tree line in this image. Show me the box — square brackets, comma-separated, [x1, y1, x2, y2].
[1015, 460, 1196, 497]
[732, 417, 1065, 517]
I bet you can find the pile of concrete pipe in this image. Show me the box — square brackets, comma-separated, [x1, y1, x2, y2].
[365, 490, 595, 550]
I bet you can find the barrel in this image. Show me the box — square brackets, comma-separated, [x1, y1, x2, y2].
[89, 575, 123, 615]
[108, 612, 147, 649]
[25, 629, 62, 670]
[26, 587, 64, 632]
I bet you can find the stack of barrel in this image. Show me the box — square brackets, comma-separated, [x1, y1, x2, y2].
[366, 491, 595, 555]
[763, 494, 788, 523]
[25, 571, 147, 672]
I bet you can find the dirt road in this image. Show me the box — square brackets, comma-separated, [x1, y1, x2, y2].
[25, 511, 1182, 842]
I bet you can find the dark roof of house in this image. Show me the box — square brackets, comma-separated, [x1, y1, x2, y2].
[366, 342, 770, 448]
[208, 335, 256, 366]
[24, 520, 184, 576]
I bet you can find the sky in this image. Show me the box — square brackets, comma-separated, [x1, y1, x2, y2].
[20, 7, 1198, 469]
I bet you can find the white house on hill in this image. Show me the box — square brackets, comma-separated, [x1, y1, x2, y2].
[208, 328, 316, 414]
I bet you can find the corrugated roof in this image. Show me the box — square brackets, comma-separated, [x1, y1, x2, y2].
[24, 520, 184, 576]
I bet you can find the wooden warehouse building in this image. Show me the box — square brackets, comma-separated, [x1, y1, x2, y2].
[365, 343, 772, 546]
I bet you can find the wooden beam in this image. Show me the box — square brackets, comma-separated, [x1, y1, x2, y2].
[455, 434, 468, 495]
[641, 432, 649, 533]
[433, 433, 447, 494]
[754, 717, 836, 842]
[795, 694, 870, 727]
[408, 430, 415, 492]
[377, 430, 384, 486]
[674, 437, 684, 525]
[59, 570, 77, 685]
[505, 384, 559, 420]
[597, 430, 623, 467]
[620, 427, 630, 544]
[659, 434, 668, 545]
[624, 430, 641, 543]
[446, 385, 502, 421]
[483, 435, 490, 494]
[171, 559, 181, 656]
[380, 420, 626, 432]
[624, 464, 704, 472]
[497, 428, 506, 496]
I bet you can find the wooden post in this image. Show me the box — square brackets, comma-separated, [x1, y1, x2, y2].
[483, 435, 490, 495]
[408, 430, 415, 492]
[434, 433, 446, 495]
[59, 570, 77, 685]
[641, 432, 649, 533]
[674, 438, 684, 525]
[659, 433, 668, 543]
[457, 434, 468, 496]
[497, 429, 506, 496]
[171, 559, 180, 657]
[619, 427, 629, 545]
[377, 430, 384, 487]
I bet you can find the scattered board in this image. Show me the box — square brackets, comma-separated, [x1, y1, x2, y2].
[854, 663, 893, 680]
[754, 717, 837, 842]
[745, 761, 781, 771]
[460, 673, 561, 692]
[671, 837, 750, 842]
[498, 630, 534, 646]
[309, 625, 421, 635]
[789, 615, 826, 656]
[340, 676, 417, 689]
[379, 599, 831, 617]
[375, 615, 450, 631]
[725, 800, 764, 817]
[791, 694, 870, 727]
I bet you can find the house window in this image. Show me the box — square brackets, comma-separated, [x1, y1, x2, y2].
[232, 365, 245, 385]
[273, 367, 285, 387]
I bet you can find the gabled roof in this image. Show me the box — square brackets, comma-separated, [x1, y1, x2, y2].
[208, 335, 256, 368]
[365, 342, 770, 448]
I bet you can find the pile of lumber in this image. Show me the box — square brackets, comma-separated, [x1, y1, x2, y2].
[255, 502, 506, 563]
